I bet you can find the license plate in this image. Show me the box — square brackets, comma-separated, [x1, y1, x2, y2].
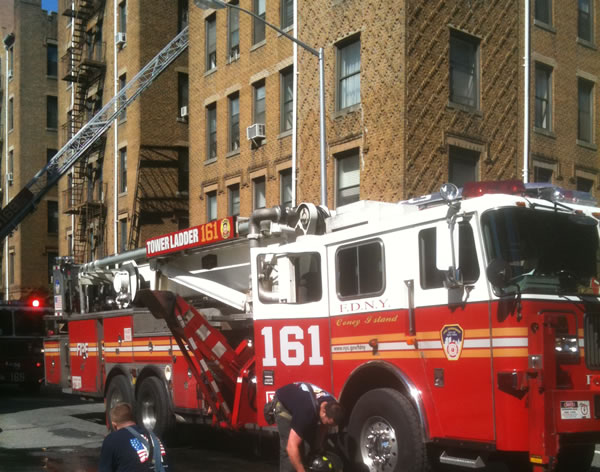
[10, 372, 25, 383]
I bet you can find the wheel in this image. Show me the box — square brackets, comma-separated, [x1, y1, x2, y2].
[555, 444, 595, 472]
[347, 388, 430, 472]
[105, 375, 135, 430]
[136, 376, 174, 439]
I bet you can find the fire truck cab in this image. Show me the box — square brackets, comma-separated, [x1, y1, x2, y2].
[47, 180, 600, 472]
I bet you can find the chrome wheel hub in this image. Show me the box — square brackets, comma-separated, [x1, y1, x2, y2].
[140, 395, 157, 430]
[360, 416, 398, 471]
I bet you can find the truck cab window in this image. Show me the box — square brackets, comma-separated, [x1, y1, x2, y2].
[336, 240, 385, 298]
[257, 252, 322, 304]
[419, 222, 479, 289]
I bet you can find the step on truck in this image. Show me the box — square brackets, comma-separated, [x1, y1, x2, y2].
[46, 180, 600, 472]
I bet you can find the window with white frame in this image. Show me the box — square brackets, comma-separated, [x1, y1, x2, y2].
[449, 30, 480, 109]
[228, 184, 240, 216]
[280, 67, 293, 132]
[535, 63, 552, 131]
[336, 150, 360, 207]
[578, 0, 593, 43]
[206, 14, 217, 71]
[253, 0, 266, 44]
[578, 78, 594, 143]
[207, 191, 217, 221]
[229, 94, 240, 151]
[337, 36, 361, 110]
[280, 168, 292, 207]
[207, 103, 217, 159]
[535, 0, 552, 25]
[253, 176, 266, 209]
[228, 0, 240, 59]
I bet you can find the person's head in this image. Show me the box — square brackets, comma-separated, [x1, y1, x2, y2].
[319, 401, 344, 426]
[110, 402, 135, 430]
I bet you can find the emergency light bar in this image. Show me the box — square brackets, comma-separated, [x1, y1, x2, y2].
[462, 180, 525, 198]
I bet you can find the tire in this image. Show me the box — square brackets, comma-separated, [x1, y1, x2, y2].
[347, 388, 430, 472]
[555, 444, 595, 472]
[135, 376, 174, 440]
[105, 375, 135, 430]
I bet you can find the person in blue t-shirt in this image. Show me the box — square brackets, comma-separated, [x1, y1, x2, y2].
[99, 402, 168, 472]
[274, 382, 344, 472]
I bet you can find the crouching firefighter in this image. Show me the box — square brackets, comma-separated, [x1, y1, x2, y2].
[266, 382, 344, 472]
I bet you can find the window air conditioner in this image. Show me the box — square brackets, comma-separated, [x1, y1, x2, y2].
[6, 172, 13, 185]
[180, 106, 189, 119]
[246, 123, 266, 141]
[116, 32, 127, 46]
[7, 69, 13, 79]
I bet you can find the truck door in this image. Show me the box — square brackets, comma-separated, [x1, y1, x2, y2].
[412, 217, 494, 442]
[252, 246, 332, 422]
[68, 319, 102, 394]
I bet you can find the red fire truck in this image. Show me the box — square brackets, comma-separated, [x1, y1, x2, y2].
[46, 180, 600, 471]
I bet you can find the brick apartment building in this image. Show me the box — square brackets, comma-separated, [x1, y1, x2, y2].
[55, 0, 189, 263]
[186, 0, 600, 225]
[0, 0, 58, 301]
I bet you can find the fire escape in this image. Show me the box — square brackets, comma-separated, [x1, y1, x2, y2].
[61, 0, 107, 263]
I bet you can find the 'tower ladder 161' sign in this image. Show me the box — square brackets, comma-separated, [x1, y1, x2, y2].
[145, 217, 237, 258]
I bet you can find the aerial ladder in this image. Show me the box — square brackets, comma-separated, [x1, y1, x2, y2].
[0, 26, 190, 241]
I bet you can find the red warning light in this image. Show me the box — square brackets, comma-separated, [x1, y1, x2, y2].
[31, 298, 41, 308]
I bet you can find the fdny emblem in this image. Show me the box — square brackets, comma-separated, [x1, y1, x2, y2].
[221, 218, 231, 239]
[441, 324, 464, 361]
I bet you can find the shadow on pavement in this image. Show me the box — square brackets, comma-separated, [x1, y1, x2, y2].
[0, 384, 97, 415]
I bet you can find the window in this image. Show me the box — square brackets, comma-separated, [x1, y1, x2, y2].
[579, 0, 593, 42]
[207, 104, 217, 159]
[253, 176, 266, 209]
[449, 30, 480, 108]
[8, 47, 13, 77]
[178, 148, 189, 194]
[281, 0, 293, 29]
[578, 78, 594, 143]
[47, 201, 58, 234]
[533, 165, 553, 183]
[228, 184, 240, 216]
[178, 73, 189, 112]
[118, 1, 127, 33]
[419, 223, 479, 290]
[178, 0, 189, 32]
[253, 0, 266, 44]
[119, 74, 127, 121]
[119, 219, 127, 253]
[281, 68, 293, 132]
[67, 234, 73, 256]
[280, 168, 292, 207]
[228, 1, 240, 59]
[8, 97, 13, 131]
[206, 191, 217, 221]
[48, 252, 58, 284]
[206, 15, 217, 71]
[577, 176, 594, 192]
[253, 81, 266, 124]
[535, 64, 552, 131]
[47, 44, 58, 77]
[8, 150, 14, 176]
[47, 96, 58, 129]
[47, 148, 58, 180]
[9, 251, 14, 285]
[449, 146, 479, 188]
[229, 94, 240, 151]
[337, 37, 361, 110]
[119, 148, 127, 193]
[336, 241, 384, 298]
[535, 0, 552, 25]
[336, 150, 360, 207]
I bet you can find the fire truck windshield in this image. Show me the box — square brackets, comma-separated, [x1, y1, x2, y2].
[482, 207, 600, 295]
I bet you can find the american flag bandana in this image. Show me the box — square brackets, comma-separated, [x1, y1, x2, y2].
[129, 434, 166, 463]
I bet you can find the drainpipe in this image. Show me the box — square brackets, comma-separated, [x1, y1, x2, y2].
[3, 33, 15, 300]
[113, 0, 119, 254]
[522, 0, 530, 183]
[291, 0, 297, 206]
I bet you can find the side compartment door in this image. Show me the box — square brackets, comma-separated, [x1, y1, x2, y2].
[412, 218, 494, 441]
[69, 319, 102, 393]
[253, 246, 331, 424]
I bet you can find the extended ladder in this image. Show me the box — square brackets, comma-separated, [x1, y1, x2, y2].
[0, 27, 189, 240]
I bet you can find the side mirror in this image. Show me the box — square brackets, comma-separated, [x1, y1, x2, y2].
[486, 259, 511, 289]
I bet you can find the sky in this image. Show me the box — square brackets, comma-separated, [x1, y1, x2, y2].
[42, 0, 57, 12]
